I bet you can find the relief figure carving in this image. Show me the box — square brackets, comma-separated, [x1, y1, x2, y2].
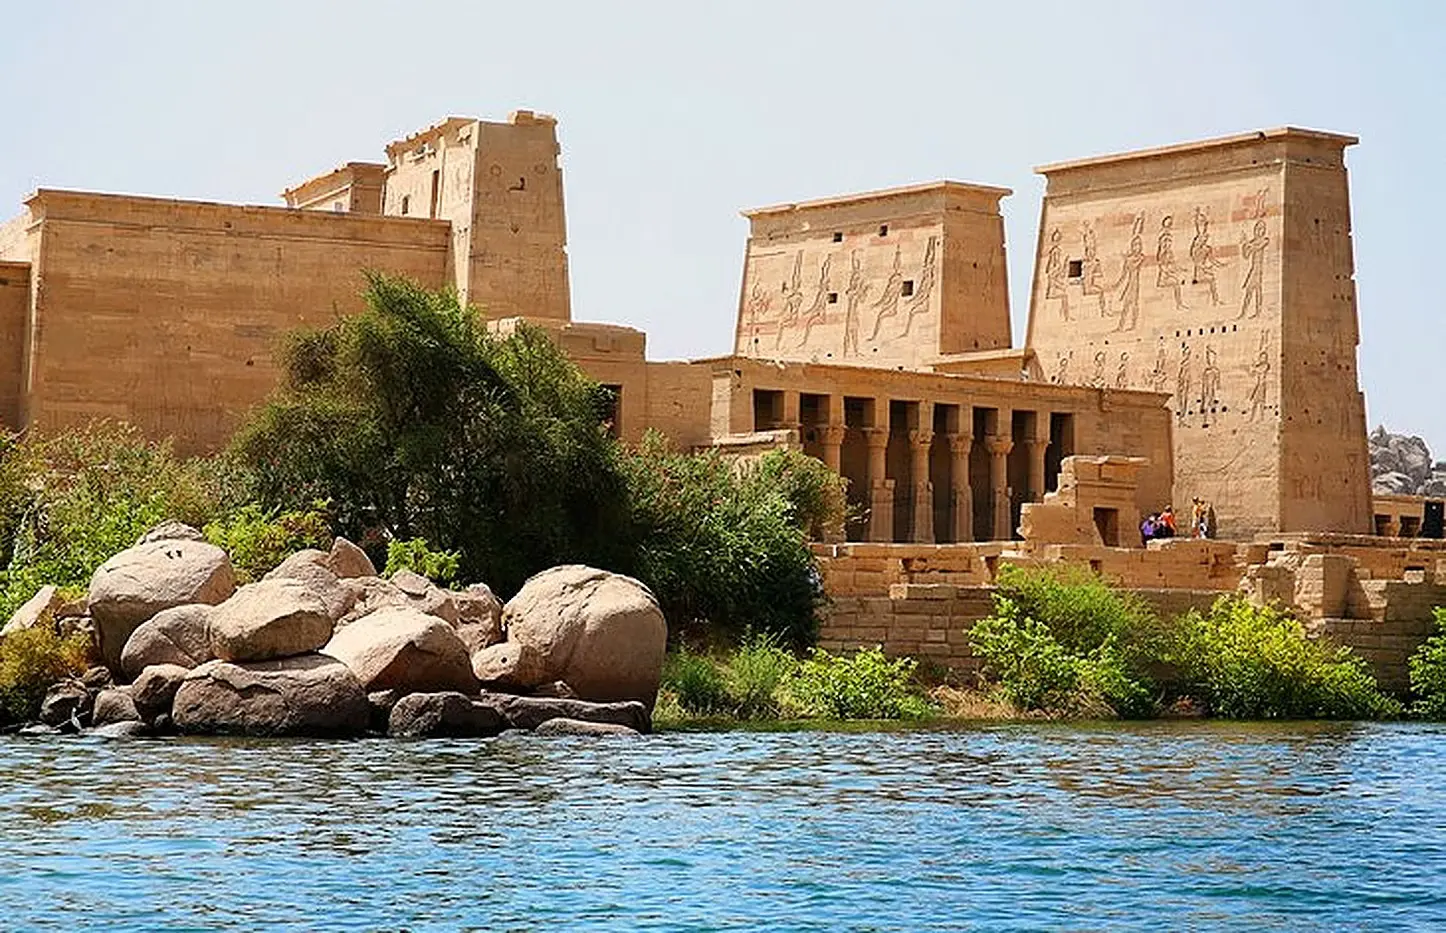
[868, 246, 904, 341]
[1239, 219, 1269, 319]
[1190, 208, 1225, 306]
[842, 251, 869, 357]
[1080, 222, 1110, 315]
[1044, 228, 1070, 321]
[775, 251, 805, 348]
[1050, 352, 1070, 385]
[900, 235, 938, 337]
[1147, 344, 1169, 393]
[1112, 214, 1146, 331]
[1175, 344, 1193, 422]
[1089, 350, 1107, 388]
[1199, 345, 1221, 426]
[797, 254, 833, 346]
[1246, 339, 1271, 421]
[1155, 215, 1188, 310]
[1114, 352, 1130, 389]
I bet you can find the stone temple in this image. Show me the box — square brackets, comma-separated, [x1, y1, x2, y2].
[0, 112, 1382, 544]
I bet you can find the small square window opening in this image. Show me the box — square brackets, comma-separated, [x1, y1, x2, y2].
[832, 232, 843, 243]
[901, 280, 915, 297]
[827, 292, 839, 304]
[879, 224, 889, 236]
[1067, 259, 1083, 278]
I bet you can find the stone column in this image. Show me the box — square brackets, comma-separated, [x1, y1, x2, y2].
[820, 424, 846, 474]
[864, 426, 893, 543]
[909, 429, 935, 543]
[985, 434, 1014, 541]
[1025, 435, 1049, 502]
[948, 433, 973, 542]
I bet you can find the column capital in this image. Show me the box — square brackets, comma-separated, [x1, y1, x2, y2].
[908, 429, 934, 450]
[863, 426, 890, 449]
[985, 434, 1014, 457]
[1024, 436, 1050, 451]
[947, 432, 973, 456]
[821, 423, 847, 445]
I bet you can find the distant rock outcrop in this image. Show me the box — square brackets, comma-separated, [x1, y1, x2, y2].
[1369, 426, 1446, 497]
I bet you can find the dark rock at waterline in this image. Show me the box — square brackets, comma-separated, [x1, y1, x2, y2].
[81, 666, 115, 691]
[474, 691, 651, 734]
[40, 680, 92, 727]
[152, 713, 176, 735]
[366, 689, 401, 733]
[533, 717, 641, 737]
[131, 664, 189, 720]
[387, 691, 507, 738]
[91, 688, 142, 726]
[172, 654, 369, 738]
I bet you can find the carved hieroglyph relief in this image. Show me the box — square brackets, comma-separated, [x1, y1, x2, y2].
[900, 236, 938, 337]
[1112, 214, 1146, 331]
[1045, 227, 1069, 320]
[797, 254, 833, 346]
[842, 250, 868, 357]
[1155, 215, 1187, 310]
[868, 246, 904, 341]
[776, 251, 805, 348]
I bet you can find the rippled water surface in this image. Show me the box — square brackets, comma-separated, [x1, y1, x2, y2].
[3, 722, 1446, 930]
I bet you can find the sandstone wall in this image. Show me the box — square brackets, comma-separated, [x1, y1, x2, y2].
[0, 261, 28, 429]
[22, 190, 450, 452]
[1025, 130, 1370, 537]
[735, 183, 1010, 369]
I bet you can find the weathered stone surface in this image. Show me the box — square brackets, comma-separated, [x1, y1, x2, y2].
[131, 664, 189, 720]
[172, 655, 369, 737]
[323, 607, 477, 695]
[120, 604, 214, 679]
[366, 689, 401, 733]
[390, 570, 460, 625]
[90, 720, 151, 739]
[209, 579, 333, 662]
[337, 576, 411, 628]
[92, 687, 141, 726]
[2, 585, 61, 639]
[533, 717, 641, 737]
[135, 521, 208, 546]
[474, 692, 651, 734]
[89, 538, 235, 670]
[264, 556, 355, 623]
[387, 691, 507, 738]
[81, 666, 115, 691]
[531, 680, 577, 699]
[39, 680, 91, 727]
[325, 537, 376, 580]
[452, 583, 504, 655]
[474, 566, 667, 709]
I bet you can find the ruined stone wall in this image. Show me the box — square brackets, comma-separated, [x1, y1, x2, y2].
[734, 183, 1010, 369]
[642, 361, 716, 450]
[0, 261, 28, 429]
[21, 190, 449, 452]
[1025, 130, 1370, 538]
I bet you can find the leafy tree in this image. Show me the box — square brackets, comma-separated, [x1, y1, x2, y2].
[234, 273, 633, 597]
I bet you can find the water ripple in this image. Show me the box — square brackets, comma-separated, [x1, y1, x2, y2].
[1, 722, 1445, 930]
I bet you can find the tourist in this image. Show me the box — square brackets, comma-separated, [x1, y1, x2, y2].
[1190, 498, 1206, 538]
[1159, 506, 1177, 538]
[1140, 513, 1158, 546]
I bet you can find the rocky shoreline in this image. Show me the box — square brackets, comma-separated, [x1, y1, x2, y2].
[3, 522, 667, 740]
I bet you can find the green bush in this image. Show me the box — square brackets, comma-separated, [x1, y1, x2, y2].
[969, 566, 1162, 718]
[383, 537, 461, 586]
[1407, 607, 1446, 719]
[724, 633, 799, 719]
[785, 645, 933, 720]
[234, 273, 634, 598]
[660, 647, 731, 716]
[0, 423, 241, 622]
[0, 627, 91, 725]
[1176, 596, 1400, 720]
[625, 435, 843, 644]
[203, 502, 332, 583]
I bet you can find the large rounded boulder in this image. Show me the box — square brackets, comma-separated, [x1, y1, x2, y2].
[119, 604, 215, 679]
[171, 654, 369, 737]
[209, 579, 333, 662]
[263, 552, 356, 623]
[472, 566, 667, 709]
[89, 536, 235, 671]
[322, 606, 477, 695]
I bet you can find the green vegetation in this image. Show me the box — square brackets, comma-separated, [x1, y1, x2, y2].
[0, 424, 245, 622]
[0, 627, 90, 725]
[202, 502, 332, 583]
[383, 538, 462, 587]
[657, 638, 935, 724]
[970, 565, 1400, 720]
[969, 565, 1162, 718]
[1407, 607, 1446, 719]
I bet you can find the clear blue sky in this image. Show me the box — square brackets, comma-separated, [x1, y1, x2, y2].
[2, 1, 1442, 455]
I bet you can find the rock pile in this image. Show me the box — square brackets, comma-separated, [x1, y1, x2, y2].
[1370, 426, 1446, 497]
[7, 524, 667, 740]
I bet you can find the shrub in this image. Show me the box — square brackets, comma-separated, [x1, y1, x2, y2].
[785, 646, 934, 720]
[660, 647, 731, 716]
[383, 537, 461, 587]
[0, 627, 91, 725]
[203, 502, 332, 583]
[0, 423, 241, 622]
[1407, 607, 1446, 719]
[724, 633, 799, 719]
[1176, 596, 1400, 720]
[969, 566, 1162, 718]
[624, 435, 843, 645]
[233, 273, 633, 598]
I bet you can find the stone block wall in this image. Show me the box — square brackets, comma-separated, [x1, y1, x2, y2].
[0, 261, 27, 429]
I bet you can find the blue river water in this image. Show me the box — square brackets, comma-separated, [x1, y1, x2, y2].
[1, 721, 1445, 931]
